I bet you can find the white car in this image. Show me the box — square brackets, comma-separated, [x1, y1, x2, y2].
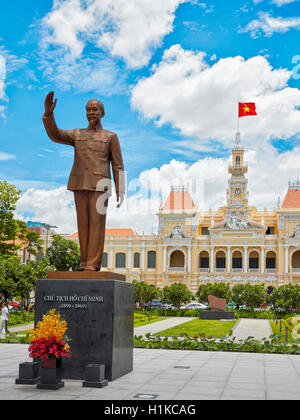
[180, 303, 208, 310]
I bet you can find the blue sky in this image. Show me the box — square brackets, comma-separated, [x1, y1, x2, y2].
[1, 0, 300, 232]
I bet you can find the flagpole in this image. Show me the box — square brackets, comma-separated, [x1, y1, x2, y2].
[237, 102, 240, 134]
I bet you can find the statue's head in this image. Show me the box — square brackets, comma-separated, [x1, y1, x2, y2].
[86, 99, 105, 126]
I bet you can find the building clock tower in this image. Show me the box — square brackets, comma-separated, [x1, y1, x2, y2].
[226, 132, 249, 223]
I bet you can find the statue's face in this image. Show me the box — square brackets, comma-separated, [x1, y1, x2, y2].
[86, 100, 103, 125]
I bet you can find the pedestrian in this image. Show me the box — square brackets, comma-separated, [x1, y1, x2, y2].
[1, 302, 9, 334]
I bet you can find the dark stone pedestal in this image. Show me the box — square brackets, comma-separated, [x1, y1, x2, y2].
[35, 274, 134, 381]
[15, 362, 40, 385]
[199, 311, 235, 320]
[83, 364, 108, 388]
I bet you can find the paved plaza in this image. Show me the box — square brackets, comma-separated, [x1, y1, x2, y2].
[3, 318, 299, 400]
[232, 319, 272, 341]
[0, 343, 299, 400]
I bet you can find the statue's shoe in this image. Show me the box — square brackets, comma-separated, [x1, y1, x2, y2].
[84, 266, 97, 271]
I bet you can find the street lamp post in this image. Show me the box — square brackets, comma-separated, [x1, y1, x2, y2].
[43, 224, 58, 250]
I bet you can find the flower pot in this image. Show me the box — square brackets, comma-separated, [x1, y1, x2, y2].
[37, 357, 64, 390]
[41, 357, 61, 369]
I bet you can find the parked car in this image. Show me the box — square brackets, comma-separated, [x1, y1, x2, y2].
[162, 304, 177, 310]
[145, 299, 163, 309]
[8, 300, 19, 312]
[180, 303, 208, 310]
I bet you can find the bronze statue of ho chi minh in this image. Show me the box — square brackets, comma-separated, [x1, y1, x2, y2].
[42, 91, 125, 272]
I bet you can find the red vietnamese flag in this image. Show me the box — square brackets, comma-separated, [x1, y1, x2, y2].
[238, 102, 257, 118]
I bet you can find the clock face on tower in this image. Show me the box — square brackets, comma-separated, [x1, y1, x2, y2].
[234, 188, 241, 196]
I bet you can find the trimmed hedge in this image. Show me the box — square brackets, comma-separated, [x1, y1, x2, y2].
[134, 333, 300, 354]
[136, 308, 298, 319]
[7, 311, 34, 327]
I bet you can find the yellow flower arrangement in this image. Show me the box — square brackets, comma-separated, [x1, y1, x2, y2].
[30, 309, 67, 341]
[29, 309, 71, 360]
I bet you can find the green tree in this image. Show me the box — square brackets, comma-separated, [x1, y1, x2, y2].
[0, 181, 28, 256]
[162, 283, 193, 309]
[242, 283, 267, 311]
[46, 234, 81, 271]
[133, 281, 158, 310]
[270, 284, 300, 313]
[196, 283, 232, 304]
[0, 256, 19, 303]
[232, 284, 247, 306]
[16, 258, 54, 310]
[25, 230, 44, 261]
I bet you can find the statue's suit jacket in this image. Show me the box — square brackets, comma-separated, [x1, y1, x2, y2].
[42, 113, 125, 194]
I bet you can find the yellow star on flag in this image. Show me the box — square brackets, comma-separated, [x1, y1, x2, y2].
[243, 105, 250, 113]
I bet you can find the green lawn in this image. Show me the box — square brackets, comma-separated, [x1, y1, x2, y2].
[154, 319, 237, 338]
[134, 312, 164, 327]
[269, 321, 296, 343]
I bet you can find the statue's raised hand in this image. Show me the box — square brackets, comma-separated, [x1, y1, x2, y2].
[44, 91, 57, 116]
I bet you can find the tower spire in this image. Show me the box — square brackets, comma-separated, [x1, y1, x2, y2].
[234, 131, 243, 150]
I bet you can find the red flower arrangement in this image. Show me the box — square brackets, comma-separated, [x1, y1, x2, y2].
[29, 309, 71, 360]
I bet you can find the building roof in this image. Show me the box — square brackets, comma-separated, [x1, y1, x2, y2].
[105, 228, 140, 237]
[71, 228, 140, 238]
[162, 188, 195, 211]
[282, 189, 300, 209]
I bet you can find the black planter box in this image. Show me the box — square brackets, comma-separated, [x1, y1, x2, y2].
[199, 310, 235, 320]
[35, 275, 134, 381]
[37, 358, 64, 390]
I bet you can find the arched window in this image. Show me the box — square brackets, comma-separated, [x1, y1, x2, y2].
[249, 251, 259, 270]
[115, 252, 126, 268]
[266, 251, 276, 270]
[216, 250, 226, 270]
[102, 252, 108, 268]
[236, 156, 241, 167]
[147, 251, 156, 269]
[170, 250, 185, 268]
[232, 250, 242, 270]
[199, 251, 209, 270]
[292, 250, 300, 271]
[134, 252, 140, 268]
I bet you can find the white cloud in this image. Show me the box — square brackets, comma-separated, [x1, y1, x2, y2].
[0, 151, 16, 161]
[41, 0, 188, 69]
[15, 142, 300, 235]
[240, 11, 300, 38]
[40, 51, 126, 96]
[272, 0, 300, 6]
[16, 187, 77, 234]
[131, 45, 300, 150]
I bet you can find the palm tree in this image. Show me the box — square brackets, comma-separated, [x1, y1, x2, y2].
[25, 230, 44, 262]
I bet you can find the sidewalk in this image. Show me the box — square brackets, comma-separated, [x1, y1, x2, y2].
[9, 317, 196, 336]
[1, 344, 300, 400]
[232, 319, 272, 341]
[134, 317, 196, 337]
[8, 323, 34, 333]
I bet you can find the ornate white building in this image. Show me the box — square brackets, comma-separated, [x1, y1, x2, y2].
[68, 134, 300, 292]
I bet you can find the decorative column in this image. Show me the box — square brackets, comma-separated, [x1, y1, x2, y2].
[210, 246, 215, 273]
[244, 246, 248, 274]
[141, 242, 145, 271]
[227, 246, 231, 273]
[188, 246, 192, 273]
[163, 245, 167, 272]
[261, 245, 265, 274]
[109, 242, 113, 269]
[128, 241, 132, 269]
[285, 245, 289, 274]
